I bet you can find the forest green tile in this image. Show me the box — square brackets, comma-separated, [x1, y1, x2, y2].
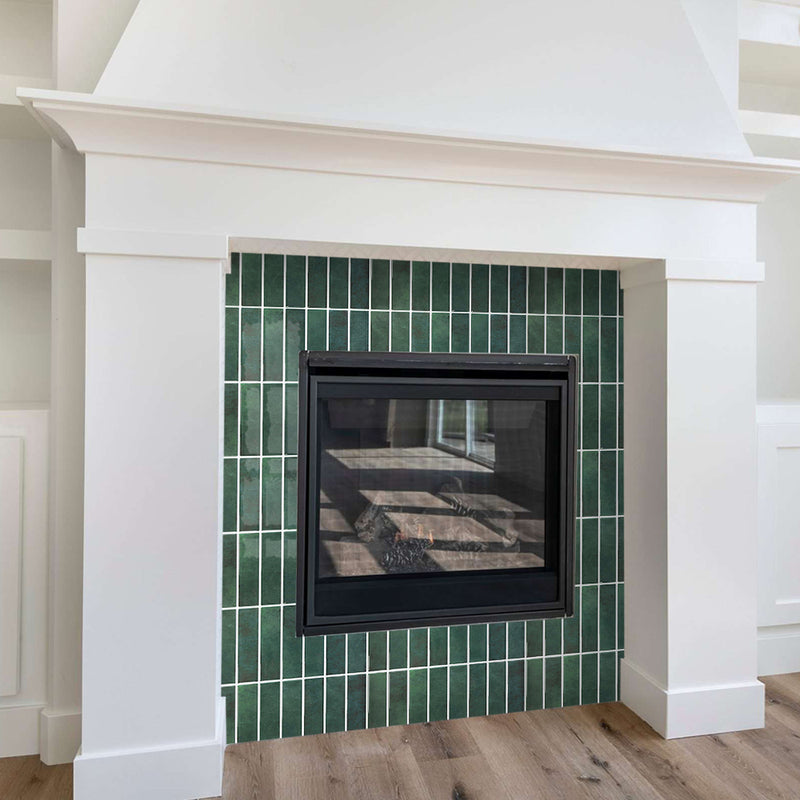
[527, 315, 544, 353]
[581, 518, 598, 584]
[371, 259, 390, 309]
[488, 661, 506, 715]
[600, 386, 617, 449]
[304, 635, 324, 678]
[581, 586, 598, 652]
[329, 257, 348, 308]
[239, 458, 259, 531]
[471, 314, 489, 353]
[599, 584, 617, 651]
[471, 264, 489, 312]
[509, 315, 526, 353]
[223, 459, 237, 531]
[618, 519, 625, 581]
[370, 311, 389, 350]
[222, 609, 236, 684]
[508, 660, 525, 712]
[451, 314, 469, 352]
[329, 310, 348, 350]
[241, 253, 262, 306]
[349, 310, 368, 350]
[391, 261, 410, 310]
[327, 634, 346, 675]
[509, 266, 527, 313]
[391, 312, 410, 351]
[545, 619, 562, 656]
[432, 262, 451, 311]
[284, 458, 297, 529]
[326, 675, 346, 733]
[412, 261, 431, 310]
[237, 683, 258, 743]
[507, 622, 525, 659]
[583, 270, 599, 315]
[237, 608, 259, 682]
[264, 254, 284, 307]
[430, 627, 448, 666]
[563, 655, 580, 707]
[222, 534, 236, 608]
[563, 610, 580, 655]
[368, 673, 387, 728]
[347, 674, 367, 730]
[259, 531, 280, 604]
[304, 678, 324, 735]
[451, 665, 470, 719]
[469, 663, 487, 717]
[490, 265, 508, 312]
[282, 606, 301, 679]
[261, 385, 282, 455]
[261, 458, 281, 530]
[544, 657, 562, 708]
[225, 308, 239, 381]
[409, 628, 428, 667]
[601, 318, 617, 383]
[409, 669, 428, 723]
[618, 317, 624, 381]
[450, 626, 468, 664]
[490, 315, 508, 353]
[574, 521, 582, 585]
[307, 309, 327, 350]
[452, 263, 470, 311]
[389, 629, 408, 669]
[488, 623, 506, 660]
[388, 671, 408, 726]
[600, 518, 617, 583]
[618, 585, 625, 649]
[565, 316, 581, 358]
[526, 620, 543, 657]
[260, 606, 281, 680]
[285, 255, 306, 308]
[431, 313, 449, 352]
[582, 316, 599, 382]
[282, 680, 302, 737]
[581, 653, 598, 705]
[240, 308, 262, 382]
[600, 450, 617, 516]
[429, 667, 448, 721]
[240, 384, 261, 456]
[599, 652, 617, 702]
[582, 384, 599, 450]
[368, 631, 387, 671]
[224, 384, 238, 457]
[350, 258, 369, 309]
[226, 253, 240, 306]
[263, 309, 283, 381]
[469, 624, 487, 662]
[525, 658, 543, 710]
[238, 532, 260, 607]
[564, 269, 582, 315]
[618, 385, 624, 447]
[260, 682, 280, 740]
[582, 451, 599, 517]
[545, 316, 563, 354]
[618, 451, 624, 515]
[283, 531, 296, 603]
[546, 268, 564, 314]
[284, 310, 304, 381]
[348, 632, 366, 673]
[411, 313, 430, 352]
[528, 267, 545, 313]
[601, 270, 618, 317]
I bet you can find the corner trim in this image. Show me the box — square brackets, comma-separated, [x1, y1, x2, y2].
[620, 259, 765, 290]
[758, 624, 800, 676]
[39, 708, 81, 765]
[77, 228, 229, 262]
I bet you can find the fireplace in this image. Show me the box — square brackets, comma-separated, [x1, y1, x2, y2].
[297, 351, 577, 635]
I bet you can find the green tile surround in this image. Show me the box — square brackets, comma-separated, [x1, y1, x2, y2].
[222, 253, 624, 744]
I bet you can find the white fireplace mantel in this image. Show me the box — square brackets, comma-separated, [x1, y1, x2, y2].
[19, 88, 800, 800]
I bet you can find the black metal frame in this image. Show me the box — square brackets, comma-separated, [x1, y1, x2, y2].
[297, 351, 577, 636]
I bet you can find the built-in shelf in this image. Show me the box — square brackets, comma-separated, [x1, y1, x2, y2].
[0, 229, 51, 262]
[0, 74, 50, 140]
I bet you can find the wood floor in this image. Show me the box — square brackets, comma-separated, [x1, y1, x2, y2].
[4, 673, 800, 799]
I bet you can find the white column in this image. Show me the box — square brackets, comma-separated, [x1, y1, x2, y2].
[620, 259, 765, 739]
[73, 230, 228, 800]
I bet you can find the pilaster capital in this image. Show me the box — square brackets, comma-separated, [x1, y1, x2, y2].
[619, 259, 764, 291]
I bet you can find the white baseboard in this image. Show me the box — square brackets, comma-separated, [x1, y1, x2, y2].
[39, 708, 81, 765]
[620, 658, 765, 738]
[758, 624, 800, 676]
[0, 703, 43, 757]
[73, 696, 226, 800]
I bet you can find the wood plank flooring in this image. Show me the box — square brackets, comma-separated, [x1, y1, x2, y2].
[3, 673, 800, 799]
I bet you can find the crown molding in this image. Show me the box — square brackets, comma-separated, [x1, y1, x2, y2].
[17, 88, 800, 204]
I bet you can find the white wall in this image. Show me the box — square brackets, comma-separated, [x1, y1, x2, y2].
[0, 0, 51, 78]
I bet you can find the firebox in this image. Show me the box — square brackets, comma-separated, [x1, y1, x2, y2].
[297, 351, 577, 635]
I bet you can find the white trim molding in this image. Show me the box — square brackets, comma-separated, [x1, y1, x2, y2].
[39, 709, 81, 766]
[620, 259, 765, 290]
[77, 228, 228, 262]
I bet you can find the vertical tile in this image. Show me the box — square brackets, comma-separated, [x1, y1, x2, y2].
[471, 264, 489, 312]
[390, 312, 410, 351]
[282, 531, 296, 603]
[600, 450, 617, 517]
[411, 313, 430, 352]
[409, 628, 428, 668]
[240, 384, 261, 456]
[525, 658, 543, 711]
[449, 626, 468, 664]
[490, 315, 508, 353]
[581, 586, 598, 652]
[225, 308, 239, 381]
[546, 268, 564, 314]
[304, 678, 324, 734]
[601, 270, 618, 316]
[431, 313, 450, 351]
[544, 657, 562, 708]
[430, 627, 448, 666]
[222, 459, 237, 532]
[527, 315, 544, 353]
[599, 518, 617, 583]
[490, 264, 508, 313]
[432, 262, 451, 311]
[285, 255, 306, 308]
[263, 309, 283, 382]
[600, 385, 617, 449]
[348, 632, 367, 673]
[368, 631, 387, 671]
[599, 651, 618, 702]
[240, 308, 262, 381]
[468, 624, 487, 662]
[545, 316, 563, 354]
[264, 254, 284, 307]
[370, 311, 389, 350]
[563, 655, 580, 707]
[618, 585, 625, 649]
[451, 263, 470, 311]
[262, 385, 282, 455]
[281, 680, 302, 737]
[221, 609, 236, 684]
[409, 669, 428, 723]
[581, 451, 599, 518]
[283, 457, 298, 529]
[238, 532, 260, 607]
[241, 253, 262, 306]
[509, 266, 527, 313]
[389, 629, 408, 669]
[429, 667, 448, 721]
[327, 634, 346, 675]
[507, 659, 525, 713]
[488, 623, 506, 661]
[329, 257, 348, 308]
[564, 316, 581, 358]
[581, 519, 599, 584]
[260, 606, 281, 680]
[237, 683, 258, 743]
[507, 621, 525, 659]
[368, 673, 387, 728]
[582, 384, 599, 450]
[451, 314, 469, 352]
[260, 682, 280, 740]
[350, 310, 368, 350]
[528, 267, 545, 313]
[237, 608, 259, 683]
[599, 584, 617, 651]
[326, 675, 346, 733]
[224, 384, 238, 458]
[564, 269, 582, 315]
[371, 259, 390, 309]
[488, 661, 506, 715]
[471, 314, 489, 352]
[239, 458, 259, 531]
[618, 519, 625, 581]
[226, 253, 240, 306]
[391, 261, 411, 310]
[347, 674, 367, 730]
[468, 663, 487, 717]
[284, 310, 305, 381]
[449, 664, 468, 719]
[544, 618, 562, 656]
[388, 671, 408, 726]
[282, 605, 302, 679]
[412, 261, 431, 310]
[563, 611, 580, 655]
[304, 634, 324, 678]
[222, 534, 236, 608]
[526, 620, 543, 658]
[601, 318, 617, 383]
[261, 457, 282, 530]
[328, 309, 348, 351]
[509, 316, 526, 353]
[307, 309, 327, 351]
[581, 653, 599, 705]
[350, 258, 370, 309]
[582, 317, 599, 382]
[583, 270, 599, 316]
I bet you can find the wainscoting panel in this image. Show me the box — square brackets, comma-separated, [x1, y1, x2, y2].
[222, 254, 624, 743]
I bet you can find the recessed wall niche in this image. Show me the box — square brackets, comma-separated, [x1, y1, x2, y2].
[222, 253, 623, 744]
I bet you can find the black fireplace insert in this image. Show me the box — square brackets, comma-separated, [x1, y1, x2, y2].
[296, 351, 576, 635]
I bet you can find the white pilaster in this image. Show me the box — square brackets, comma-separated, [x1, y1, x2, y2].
[73, 230, 228, 800]
[620, 258, 765, 738]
